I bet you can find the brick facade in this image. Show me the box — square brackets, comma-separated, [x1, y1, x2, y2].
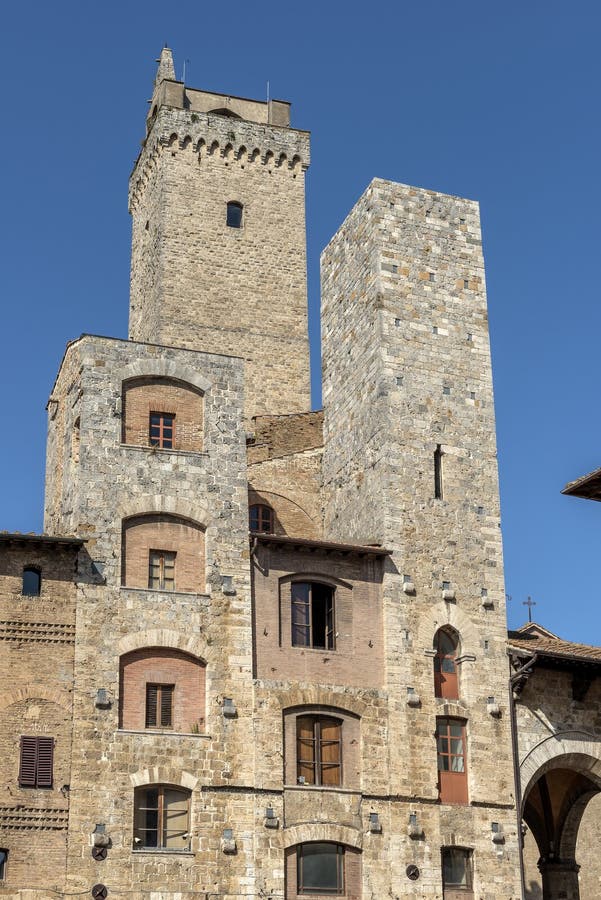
[119, 648, 206, 733]
[122, 376, 204, 452]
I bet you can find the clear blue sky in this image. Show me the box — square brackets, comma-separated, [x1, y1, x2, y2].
[1, 1, 599, 642]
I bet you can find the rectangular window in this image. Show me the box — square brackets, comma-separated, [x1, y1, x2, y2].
[149, 412, 175, 449]
[442, 847, 473, 894]
[291, 582, 335, 650]
[436, 719, 468, 804]
[19, 736, 54, 788]
[0, 849, 7, 881]
[134, 786, 190, 850]
[298, 843, 344, 894]
[297, 716, 342, 786]
[148, 550, 176, 591]
[146, 684, 174, 729]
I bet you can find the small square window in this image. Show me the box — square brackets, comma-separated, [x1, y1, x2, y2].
[443, 386, 451, 395]
[469, 391, 475, 400]
[396, 375, 404, 386]
[429, 272, 435, 282]
[432, 326, 439, 334]
[467, 333, 473, 342]
[463, 279, 470, 289]
[394, 318, 401, 327]
[149, 412, 175, 449]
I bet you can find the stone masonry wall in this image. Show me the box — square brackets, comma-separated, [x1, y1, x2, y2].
[320, 179, 522, 897]
[128, 106, 312, 424]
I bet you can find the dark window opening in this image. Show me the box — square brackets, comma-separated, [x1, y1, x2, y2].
[0, 849, 7, 881]
[249, 504, 274, 533]
[19, 736, 54, 788]
[297, 715, 342, 786]
[22, 567, 41, 597]
[434, 629, 459, 699]
[133, 785, 190, 850]
[148, 550, 176, 591]
[226, 201, 243, 228]
[442, 847, 473, 891]
[297, 842, 344, 894]
[149, 412, 175, 449]
[434, 444, 444, 499]
[291, 582, 335, 650]
[146, 684, 174, 729]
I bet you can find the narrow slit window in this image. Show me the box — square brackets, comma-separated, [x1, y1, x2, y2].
[226, 201, 243, 228]
[434, 445, 443, 500]
[148, 550, 176, 591]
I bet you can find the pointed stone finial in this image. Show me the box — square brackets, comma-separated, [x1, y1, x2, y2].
[154, 46, 175, 87]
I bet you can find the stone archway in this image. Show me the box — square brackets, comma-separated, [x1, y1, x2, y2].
[521, 747, 601, 900]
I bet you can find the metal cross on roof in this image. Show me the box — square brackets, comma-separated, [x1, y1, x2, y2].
[523, 596, 537, 622]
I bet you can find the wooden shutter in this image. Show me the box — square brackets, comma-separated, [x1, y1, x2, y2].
[36, 737, 54, 788]
[319, 718, 342, 786]
[19, 737, 38, 787]
[297, 716, 316, 784]
[160, 686, 173, 728]
[19, 736, 53, 788]
[146, 685, 158, 727]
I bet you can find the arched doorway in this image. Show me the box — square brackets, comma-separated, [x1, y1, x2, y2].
[522, 751, 601, 900]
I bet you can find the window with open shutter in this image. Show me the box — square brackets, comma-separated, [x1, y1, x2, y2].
[19, 736, 54, 788]
[297, 716, 342, 786]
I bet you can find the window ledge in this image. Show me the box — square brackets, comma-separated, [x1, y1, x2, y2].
[132, 848, 194, 856]
[120, 443, 208, 458]
[119, 586, 210, 600]
[284, 784, 360, 796]
[117, 729, 210, 739]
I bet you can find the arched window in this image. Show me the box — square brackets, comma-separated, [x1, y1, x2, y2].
[226, 201, 243, 228]
[249, 503, 274, 533]
[22, 567, 41, 597]
[121, 514, 205, 594]
[133, 785, 190, 850]
[297, 715, 342, 786]
[433, 628, 459, 699]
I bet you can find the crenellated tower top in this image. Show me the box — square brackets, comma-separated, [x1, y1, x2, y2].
[128, 49, 312, 424]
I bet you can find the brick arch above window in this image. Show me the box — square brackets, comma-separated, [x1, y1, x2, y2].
[122, 376, 204, 452]
[248, 488, 320, 539]
[116, 359, 212, 395]
[121, 514, 206, 594]
[120, 648, 206, 733]
[117, 628, 207, 661]
[117, 495, 209, 529]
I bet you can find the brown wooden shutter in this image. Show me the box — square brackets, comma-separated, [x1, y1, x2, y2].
[160, 686, 173, 728]
[297, 716, 316, 784]
[319, 718, 342, 786]
[146, 685, 158, 727]
[19, 736, 38, 787]
[36, 737, 54, 788]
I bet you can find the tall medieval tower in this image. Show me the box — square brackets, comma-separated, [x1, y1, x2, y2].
[128, 48, 311, 423]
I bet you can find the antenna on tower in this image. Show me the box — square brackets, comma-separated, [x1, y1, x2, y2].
[182, 59, 190, 83]
[266, 80, 270, 104]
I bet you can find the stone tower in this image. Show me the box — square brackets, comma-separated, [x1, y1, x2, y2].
[128, 48, 312, 423]
[321, 179, 522, 896]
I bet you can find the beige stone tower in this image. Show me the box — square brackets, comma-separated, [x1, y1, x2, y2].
[128, 48, 312, 423]
[321, 180, 523, 897]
